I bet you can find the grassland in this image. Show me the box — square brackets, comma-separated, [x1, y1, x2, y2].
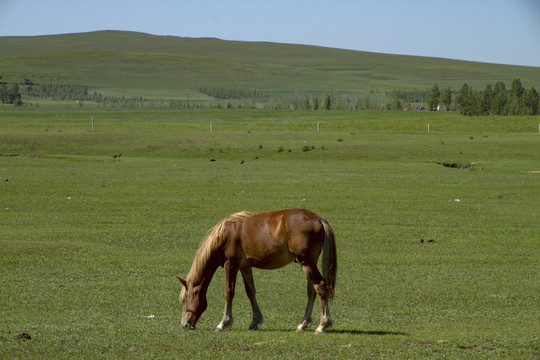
[1, 30, 540, 101]
[1, 108, 539, 358]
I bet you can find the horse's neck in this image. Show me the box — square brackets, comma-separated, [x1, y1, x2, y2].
[188, 216, 231, 290]
[190, 251, 221, 293]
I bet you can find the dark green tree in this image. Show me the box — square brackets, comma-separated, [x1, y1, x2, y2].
[427, 83, 440, 110]
[490, 81, 507, 115]
[507, 78, 525, 115]
[523, 87, 539, 115]
[479, 84, 493, 115]
[442, 87, 452, 111]
[457, 83, 476, 115]
[323, 94, 332, 110]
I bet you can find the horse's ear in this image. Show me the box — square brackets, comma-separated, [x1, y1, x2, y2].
[176, 276, 188, 289]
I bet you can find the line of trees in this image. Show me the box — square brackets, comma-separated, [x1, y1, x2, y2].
[287, 93, 360, 110]
[197, 86, 269, 101]
[0, 76, 22, 105]
[427, 84, 453, 111]
[428, 79, 539, 116]
[0, 83, 22, 105]
[459, 79, 538, 115]
[386, 89, 429, 104]
[27, 83, 89, 100]
[12, 78, 149, 108]
[4, 73, 539, 114]
[287, 92, 433, 111]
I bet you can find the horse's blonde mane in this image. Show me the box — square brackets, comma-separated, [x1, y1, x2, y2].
[185, 211, 253, 285]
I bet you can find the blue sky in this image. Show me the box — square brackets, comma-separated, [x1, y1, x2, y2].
[1, 0, 539, 67]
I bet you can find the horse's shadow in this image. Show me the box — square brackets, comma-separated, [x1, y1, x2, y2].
[256, 328, 407, 336]
[329, 329, 407, 336]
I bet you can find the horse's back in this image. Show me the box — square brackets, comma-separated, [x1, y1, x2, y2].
[244, 208, 323, 240]
[236, 209, 325, 269]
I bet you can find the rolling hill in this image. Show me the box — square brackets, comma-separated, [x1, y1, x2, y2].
[1, 30, 539, 100]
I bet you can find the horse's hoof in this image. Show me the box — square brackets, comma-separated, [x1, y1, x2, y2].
[248, 318, 263, 330]
[296, 321, 311, 332]
[215, 324, 229, 331]
[215, 326, 232, 332]
[315, 326, 326, 334]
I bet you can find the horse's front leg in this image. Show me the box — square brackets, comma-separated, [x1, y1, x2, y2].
[216, 260, 239, 331]
[240, 267, 263, 330]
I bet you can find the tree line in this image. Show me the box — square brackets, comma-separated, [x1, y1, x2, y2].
[0, 83, 22, 105]
[385, 89, 430, 104]
[286, 92, 431, 111]
[27, 83, 89, 100]
[0, 77, 153, 108]
[0, 75, 22, 105]
[197, 86, 269, 101]
[0, 76, 93, 104]
[3, 74, 538, 115]
[428, 78, 539, 116]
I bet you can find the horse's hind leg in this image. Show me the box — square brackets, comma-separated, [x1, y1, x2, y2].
[298, 259, 333, 334]
[296, 278, 316, 331]
[240, 267, 264, 330]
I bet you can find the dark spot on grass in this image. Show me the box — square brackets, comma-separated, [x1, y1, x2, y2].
[438, 162, 473, 170]
[15, 332, 31, 341]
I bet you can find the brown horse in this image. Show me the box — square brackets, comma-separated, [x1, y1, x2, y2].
[177, 208, 337, 333]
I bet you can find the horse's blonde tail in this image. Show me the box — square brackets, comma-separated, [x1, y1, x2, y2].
[320, 218, 337, 299]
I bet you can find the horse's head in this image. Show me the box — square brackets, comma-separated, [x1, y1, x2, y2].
[177, 277, 207, 330]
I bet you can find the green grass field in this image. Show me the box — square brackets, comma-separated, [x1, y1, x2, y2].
[1, 108, 539, 359]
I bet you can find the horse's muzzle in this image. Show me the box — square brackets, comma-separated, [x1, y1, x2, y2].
[181, 323, 196, 330]
[181, 312, 196, 330]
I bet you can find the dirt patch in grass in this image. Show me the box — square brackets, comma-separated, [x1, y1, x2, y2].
[15, 332, 31, 341]
[438, 161, 483, 170]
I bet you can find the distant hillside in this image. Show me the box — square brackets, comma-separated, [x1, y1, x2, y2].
[1, 30, 539, 100]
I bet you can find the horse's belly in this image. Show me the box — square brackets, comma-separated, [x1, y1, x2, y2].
[244, 248, 295, 270]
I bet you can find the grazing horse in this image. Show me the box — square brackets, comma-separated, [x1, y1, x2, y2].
[177, 208, 337, 333]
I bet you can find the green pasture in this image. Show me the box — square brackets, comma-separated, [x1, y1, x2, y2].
[1, 109, 539, 358]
